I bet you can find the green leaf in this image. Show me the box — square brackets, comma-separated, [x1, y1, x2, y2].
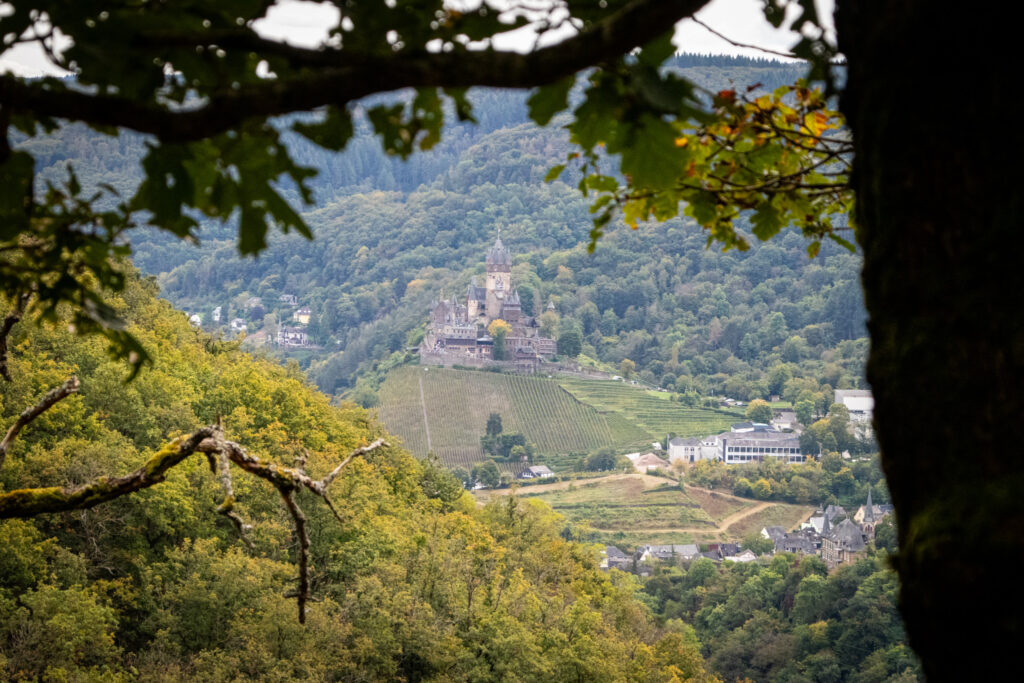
[0, 151, 34, 238]
[527, 77, 574, 126]
[545, 164, 566, 182]
[293, 106, 354, 152]
[617, 114, 687, 189]
[637, 31, 676, 68]
[751, 201, 784, 241]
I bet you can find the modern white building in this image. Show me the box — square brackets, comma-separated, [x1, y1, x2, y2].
[834, 389, 874, 422]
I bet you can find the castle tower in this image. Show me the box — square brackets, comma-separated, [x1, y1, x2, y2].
[485, 235, 512, 320]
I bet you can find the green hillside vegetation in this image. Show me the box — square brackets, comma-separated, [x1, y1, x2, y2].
[489, 475, 812, 547]
[558, 378, 738, 439]
[0, 279, 719, 681]
[377, 366, 646, 471]
[643, 555, 921, 681]
[377, 366, 749, 472]
[19, 59, 867, 420]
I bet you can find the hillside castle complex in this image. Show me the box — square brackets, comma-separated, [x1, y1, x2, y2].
[422, 237, 556, 367]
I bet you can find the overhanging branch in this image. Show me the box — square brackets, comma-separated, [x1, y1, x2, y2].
[0, 0, 710, 142]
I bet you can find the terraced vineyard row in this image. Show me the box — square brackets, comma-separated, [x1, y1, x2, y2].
[378, 366, 626, 469]
[557, 379, 737, 440]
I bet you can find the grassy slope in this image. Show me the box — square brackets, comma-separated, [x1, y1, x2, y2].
[377, 366, 748, 472]
[557, 378, 739, 440]
[476, 474, 815, 549]
[377, 366, 633, 470]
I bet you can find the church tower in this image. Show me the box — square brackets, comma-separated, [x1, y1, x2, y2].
[485, 235, 512, 320]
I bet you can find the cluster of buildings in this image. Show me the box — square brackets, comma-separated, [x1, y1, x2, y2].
[421, 237, 556, 371]
[666, 420, 806, 465]
[603, 542, 758, 574]
[603, 488, 892, 574]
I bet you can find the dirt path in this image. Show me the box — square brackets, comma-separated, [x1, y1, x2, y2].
[418, 376, 432, 452]
[480, 472, 669, 498]
[477, 473, 811, 536]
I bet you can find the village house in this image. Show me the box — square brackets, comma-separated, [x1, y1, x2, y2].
[638, 544, 701, 564]
[293, 306, 312, 325]
[279, 294, 298, 306]
[212, 306, 222, 323]
[518, 465, 554, 479]
[834, 389, 874, 423]
[601, 546, 634, 571]
[667, 435, 720, 464]
[230, 318, 247, 333]
[277, 325, 310, 348]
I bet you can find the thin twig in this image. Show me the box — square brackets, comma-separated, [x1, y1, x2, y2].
[0, 375, 80, 469]
[279, 489, 309, 624]
[316, 439, 388, 491]
[215, 451, 253, 548]
[690, 17, 798, 61]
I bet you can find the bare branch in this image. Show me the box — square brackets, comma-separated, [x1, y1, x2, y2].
[0, 426, 216, 518]
[215, 451, 253, 549]
[0, 0, 711, 142]
[279, 489, 309, 624]
[689, 17, 799, 61]
[0, 420, 390, 621]
[0, 293, 30, 382]
[316, 438, 389, 492]
[0, 375, 80, 470]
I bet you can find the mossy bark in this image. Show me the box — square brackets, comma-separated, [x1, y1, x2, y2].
[839, 2, 1024, 678]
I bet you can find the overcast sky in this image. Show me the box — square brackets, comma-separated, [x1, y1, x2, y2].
[0, 0, 834, 76]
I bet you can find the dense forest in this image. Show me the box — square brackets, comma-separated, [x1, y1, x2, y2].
[642, 554, 919, 681]
[17, 58, 867, 412]
[0, 274, 720, 681]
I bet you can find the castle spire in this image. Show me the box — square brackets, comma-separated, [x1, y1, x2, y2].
[865, 485, 875, 522]
[821, 508, 831, 536]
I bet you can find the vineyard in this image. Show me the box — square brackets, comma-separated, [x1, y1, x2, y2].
[378, 366, 632, 470]
[557, 378, 738, 440]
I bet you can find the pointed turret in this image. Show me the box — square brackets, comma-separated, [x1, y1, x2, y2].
[865, 486, 875, 522]
[821, 510, 831, 536]
[485, 236, 512, 268]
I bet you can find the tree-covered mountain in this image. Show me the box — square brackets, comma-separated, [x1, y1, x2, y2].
[0, 274, 719, 681]
[18, 57, 864, 409]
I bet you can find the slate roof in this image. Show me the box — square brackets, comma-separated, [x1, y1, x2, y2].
[486, 236, 512, 266]
[828, 519, 867, 552]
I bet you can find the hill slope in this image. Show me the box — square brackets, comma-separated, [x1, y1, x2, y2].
[378, 365, 749, 470]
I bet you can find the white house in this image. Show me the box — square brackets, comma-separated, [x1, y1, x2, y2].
[230, 318, 247, 333]
[724, 549, 758, 563]
[834, 389, 874, 422]
[717, 431, 804, 464]
[212, 306, 222, 323]
[667, 436, 719, 464]
[518, 465, 554, 479]
[188, 313, 202, 328]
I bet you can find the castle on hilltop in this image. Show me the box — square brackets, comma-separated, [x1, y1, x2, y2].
[422, 236, 556, 368]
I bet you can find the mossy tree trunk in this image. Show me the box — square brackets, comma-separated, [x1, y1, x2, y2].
[839, 2, 1024, 678]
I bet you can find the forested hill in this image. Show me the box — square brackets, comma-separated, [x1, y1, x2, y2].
[19, 57, 866, 401]
[0, 273, 724, 680]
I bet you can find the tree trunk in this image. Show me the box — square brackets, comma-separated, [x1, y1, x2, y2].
[838, 2, 1024, 678]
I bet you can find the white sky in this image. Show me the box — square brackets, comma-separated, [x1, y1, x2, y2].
[0, 0, 834, 76]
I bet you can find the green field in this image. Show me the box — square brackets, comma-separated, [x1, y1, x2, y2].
[475, 474, 813, 548]
[378, 366, 745, 471]
[557, 378, 738, 440]
[378, 366, 640, 470]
